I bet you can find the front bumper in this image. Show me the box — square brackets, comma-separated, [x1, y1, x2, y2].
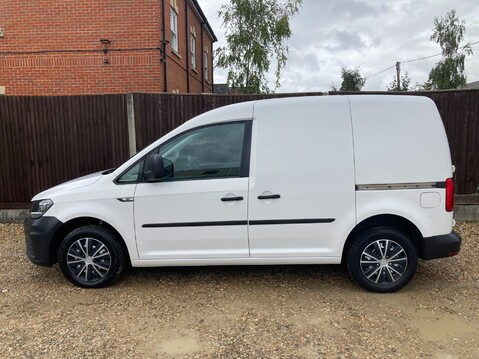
[419, 230, 462, 260]
[24, 216, 63, 266]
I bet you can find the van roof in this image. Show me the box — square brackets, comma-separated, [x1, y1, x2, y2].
[187, 95, 435, 128]
[253, 94, 433, 107]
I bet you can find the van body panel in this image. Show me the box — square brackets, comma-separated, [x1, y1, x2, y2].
[355, 189, 453, 237]
[38, 175, 139, 260]
[248, 97, 357, 257]
[134, 178, 249, 259]
[349, 96, 452, 185]
[31, 171, 104, 199]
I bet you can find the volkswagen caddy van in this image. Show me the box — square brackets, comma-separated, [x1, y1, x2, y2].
[25, 95, 462, 292]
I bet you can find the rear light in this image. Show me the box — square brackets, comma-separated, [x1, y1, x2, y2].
[445, 178, 454, 212]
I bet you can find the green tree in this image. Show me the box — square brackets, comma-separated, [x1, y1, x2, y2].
[340, 66, 366, 91]
[215, 0, 302, 94]
[423, 9, 473, 90]
[387, 72, 412, 91]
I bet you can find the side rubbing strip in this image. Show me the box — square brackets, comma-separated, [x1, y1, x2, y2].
[249, 218, 335, 225]
[142, 218, 335, 228]
[143, 221, 247, 228]
[356, 182, 446, 191]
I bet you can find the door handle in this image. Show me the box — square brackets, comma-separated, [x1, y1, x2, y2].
[257, 194, 281, 200]
[221, 196, 244, 202]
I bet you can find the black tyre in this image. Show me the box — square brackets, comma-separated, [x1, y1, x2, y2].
[347, 227, 418, 293]
[58, 225, 125, 288]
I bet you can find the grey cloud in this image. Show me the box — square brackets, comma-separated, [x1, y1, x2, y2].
[372, 37, 381, 47]
[326, 30, 367, 52]
[280, 71, 325, 92]
[398, 0, 430, 16]
[302, 53, 321, 71]
[331, 0, 391, 18]
[288, 49, 325, 70]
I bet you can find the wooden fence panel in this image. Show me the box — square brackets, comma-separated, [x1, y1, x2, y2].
[0, 95, 129, 205]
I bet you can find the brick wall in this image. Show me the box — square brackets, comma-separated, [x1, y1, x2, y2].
[0, 0, 215, 95]
[164, 0, 213, 94]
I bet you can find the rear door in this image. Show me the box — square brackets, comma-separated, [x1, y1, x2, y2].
[248, 97, 356, 258]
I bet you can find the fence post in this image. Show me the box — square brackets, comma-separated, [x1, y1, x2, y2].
[126, 93, 137, 156]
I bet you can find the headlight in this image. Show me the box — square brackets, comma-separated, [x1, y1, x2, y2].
[30, 199, 54, 219]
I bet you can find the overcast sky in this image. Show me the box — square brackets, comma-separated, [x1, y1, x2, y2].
[199, 0, 479, 92]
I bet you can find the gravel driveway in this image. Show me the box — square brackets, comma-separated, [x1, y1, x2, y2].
[1, 222, 478, 358]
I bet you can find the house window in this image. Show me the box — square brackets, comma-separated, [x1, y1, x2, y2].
[170, 7, 178, 53]
[190, 31, 196, 70]
[204, 48, 209, 81]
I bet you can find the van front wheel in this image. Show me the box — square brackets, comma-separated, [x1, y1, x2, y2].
[58, 225, 125, 288]
[347, 227, 418, 293]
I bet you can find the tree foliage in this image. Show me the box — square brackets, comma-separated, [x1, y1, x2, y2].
[215, 0, 302, 94]
[423, 9, 473, 90]
[387, 72, 412, 91]
[340, 66, 366, 91]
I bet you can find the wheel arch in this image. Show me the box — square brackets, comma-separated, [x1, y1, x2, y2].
[341, 214, 424, 264]
[49, 217, 131, 266]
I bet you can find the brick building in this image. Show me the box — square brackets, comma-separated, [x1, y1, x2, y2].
[0, 0, 217, 96]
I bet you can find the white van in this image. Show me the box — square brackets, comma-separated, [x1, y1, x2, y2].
[25, 95, 461, 292]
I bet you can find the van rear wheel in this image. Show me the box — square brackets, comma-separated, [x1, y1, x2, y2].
[347, 227, 418, 293]
[58, 225, 125, 288]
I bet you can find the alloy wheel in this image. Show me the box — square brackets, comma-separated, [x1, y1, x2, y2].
[360, 239, 408, 285]
[66, 237, 112, 282]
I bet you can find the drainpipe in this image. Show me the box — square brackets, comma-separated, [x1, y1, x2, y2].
[201, 22, 205, 93]
[185, 0, 190, 93]
[210, 41, 214, 93]
[161, 0, 168, 92]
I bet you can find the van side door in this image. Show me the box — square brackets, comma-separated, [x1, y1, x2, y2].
[248, 98, 356, 259]
[133, 121, 252, 260]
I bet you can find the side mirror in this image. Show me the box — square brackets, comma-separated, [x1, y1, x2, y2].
[144, 154, 174, 182]
[144, 154, 165, 182]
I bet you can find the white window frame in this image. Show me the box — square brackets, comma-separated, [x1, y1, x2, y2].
[190, 33, 196, 70]
[204, 49, 209, 81]
[170, 8, 178, 53]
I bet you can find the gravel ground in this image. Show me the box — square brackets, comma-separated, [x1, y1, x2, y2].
[0, 222, 478, 359]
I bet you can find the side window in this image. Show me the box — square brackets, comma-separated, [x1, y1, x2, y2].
[157, 122, 248, 181]
[117, 161, 143, 183]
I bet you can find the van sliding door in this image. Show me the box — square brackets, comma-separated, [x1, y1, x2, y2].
[248, 97, 356, 259]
